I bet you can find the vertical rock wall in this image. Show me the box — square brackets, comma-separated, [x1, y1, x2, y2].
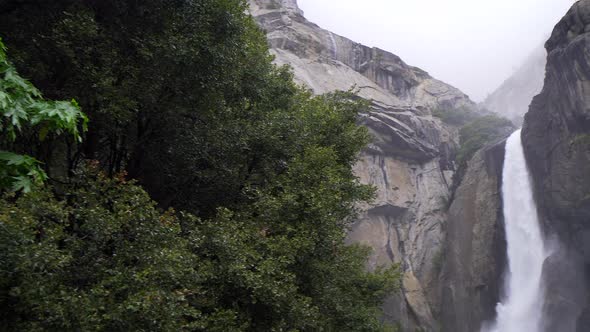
[440, 142, 507, 332]
[522, 1, 590, 331]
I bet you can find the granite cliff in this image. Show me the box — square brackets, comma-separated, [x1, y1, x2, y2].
[522, 1, 590, 330]
[248, 1, 508, 330]
[440, 142, 507, 332]
[248, 0, 475, 111]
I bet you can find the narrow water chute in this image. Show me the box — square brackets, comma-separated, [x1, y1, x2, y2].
[486, 129, 548, 332]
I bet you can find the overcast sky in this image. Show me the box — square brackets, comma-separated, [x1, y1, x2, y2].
[297, 0, 575, 102]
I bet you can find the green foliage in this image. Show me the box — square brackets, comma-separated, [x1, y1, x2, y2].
[0, 152, 47, 192]
[0, 166, 399, 331]
[432, 107, 480, 126]
[0, 170, 201, 331]
[180, 91, 401, 331]
[0, 0, 401, 330]
[0, 0, 276, 180]
[0, 39, 87, 142]
[0, 38, 87, 192]
[0, 0, 306, 208]
[570, 133, 590, 148]
[457, 115, 514, 165]
[432, 107, 514, 166]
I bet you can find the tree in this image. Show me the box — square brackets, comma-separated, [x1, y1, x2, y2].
[0, 0, 401, 330]
[0, 0, 287, 205]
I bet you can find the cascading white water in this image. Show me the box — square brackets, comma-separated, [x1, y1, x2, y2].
[487, 129, 548, 332]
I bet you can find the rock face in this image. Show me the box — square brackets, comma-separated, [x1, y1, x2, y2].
[248, 1, 506, 330]
[522, 1, 590, 331]
[482, 45, 546, 125]
[248, 0, 475, 111]
[440, 142, 507, 332]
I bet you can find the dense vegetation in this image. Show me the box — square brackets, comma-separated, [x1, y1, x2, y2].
[433, 107, 515, 166]
[457, 115, 515, 165]
[0, 0, 399, 330]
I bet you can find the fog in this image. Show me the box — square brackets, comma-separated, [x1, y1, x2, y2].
[297, 0, 575, 102]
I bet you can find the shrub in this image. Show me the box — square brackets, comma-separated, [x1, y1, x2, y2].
[0, 161, 400, 331]
[457, 115, 514, 165]
[0, 167, 202, 331]
[432, 107, 480, 126]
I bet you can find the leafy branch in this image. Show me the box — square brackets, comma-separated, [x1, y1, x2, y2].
[0, 38, 88, 192]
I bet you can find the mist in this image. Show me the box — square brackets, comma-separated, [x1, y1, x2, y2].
[297, 0, 574, 102]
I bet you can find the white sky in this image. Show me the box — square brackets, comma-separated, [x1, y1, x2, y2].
[297, 0, 575, 102]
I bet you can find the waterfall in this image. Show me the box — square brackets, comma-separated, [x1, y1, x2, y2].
[487, 129, 548, 332]
[328, 32, 338, 58]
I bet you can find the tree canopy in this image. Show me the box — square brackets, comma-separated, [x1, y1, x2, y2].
[0, 0, 400, 330]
